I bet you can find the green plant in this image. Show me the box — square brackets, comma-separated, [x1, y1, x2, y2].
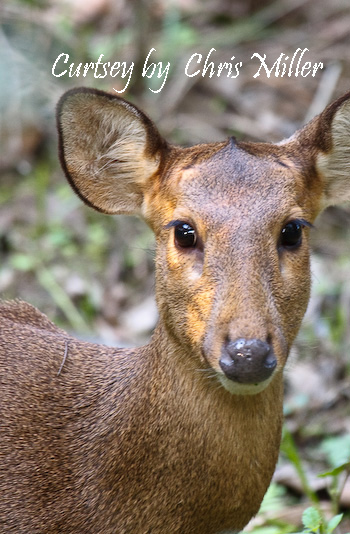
[282, 429, 350, 534]
[297, 506, 345, 534]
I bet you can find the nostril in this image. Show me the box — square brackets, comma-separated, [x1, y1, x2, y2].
[219, 338, 277, 384]
[264, 351, 277, 370]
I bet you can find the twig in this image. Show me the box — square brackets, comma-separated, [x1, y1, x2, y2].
[57, 340, 69, 376]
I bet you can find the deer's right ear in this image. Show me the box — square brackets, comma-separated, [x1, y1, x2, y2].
[57, 88, 167, 215]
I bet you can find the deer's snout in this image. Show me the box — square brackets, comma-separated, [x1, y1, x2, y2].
[219, 338, 277, 384]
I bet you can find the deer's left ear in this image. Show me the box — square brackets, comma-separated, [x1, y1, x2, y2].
[316, 93, 350, 208]
[295, 92, 350, 209]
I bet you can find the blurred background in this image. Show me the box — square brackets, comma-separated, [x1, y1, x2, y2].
[1, 0, 350, 532]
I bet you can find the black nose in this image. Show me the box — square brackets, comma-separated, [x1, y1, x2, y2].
[219, 338, 277, 384]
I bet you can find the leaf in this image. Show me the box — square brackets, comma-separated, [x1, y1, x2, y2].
[327, 513, 343, 533]
[321, 436, 350, 469]
[302, 507, 322, 532]
[10, 253, 37, 272]
[281, 430, 318, 505]
[319, 462, 350, 478]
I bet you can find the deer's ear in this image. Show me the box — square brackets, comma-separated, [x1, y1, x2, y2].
[57, 88, 167, 215]
[295, 92, 350, 209]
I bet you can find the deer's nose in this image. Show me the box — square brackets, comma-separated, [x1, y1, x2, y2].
[219, 338, 277, 384]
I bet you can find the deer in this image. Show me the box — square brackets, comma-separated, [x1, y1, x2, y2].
[0, 87, 350, 534]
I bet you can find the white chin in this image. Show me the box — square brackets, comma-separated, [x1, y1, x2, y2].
[218, 375, 273, 395]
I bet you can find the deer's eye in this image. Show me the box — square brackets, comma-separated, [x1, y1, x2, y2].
[174, 222, 197, 249]
[280, 221, 303, 249]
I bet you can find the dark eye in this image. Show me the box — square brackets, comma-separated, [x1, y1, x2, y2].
[280, 221, 303, 249]
[174, 222, 197, 249]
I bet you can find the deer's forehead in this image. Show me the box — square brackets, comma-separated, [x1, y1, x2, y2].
[170, 146, 305, 224]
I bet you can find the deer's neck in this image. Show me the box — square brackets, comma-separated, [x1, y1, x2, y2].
[128, 323, 284, 531]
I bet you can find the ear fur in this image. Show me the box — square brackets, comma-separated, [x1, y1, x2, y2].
[293, 91, 350, 209]
[316, 93, 350, 208]
[57, 88, 167, 215]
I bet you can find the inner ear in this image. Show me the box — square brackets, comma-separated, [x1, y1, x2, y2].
[57, 88, 167, 215]
[316, 95, 350, 208]
[291, 91, 350, 211]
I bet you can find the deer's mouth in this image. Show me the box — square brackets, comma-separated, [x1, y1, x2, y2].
[217, 373, 275, 395]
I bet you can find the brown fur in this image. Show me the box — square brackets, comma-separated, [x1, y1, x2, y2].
[1, 88, 350, 533]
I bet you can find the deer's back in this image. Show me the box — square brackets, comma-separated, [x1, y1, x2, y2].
[0, 301, 149, 533]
